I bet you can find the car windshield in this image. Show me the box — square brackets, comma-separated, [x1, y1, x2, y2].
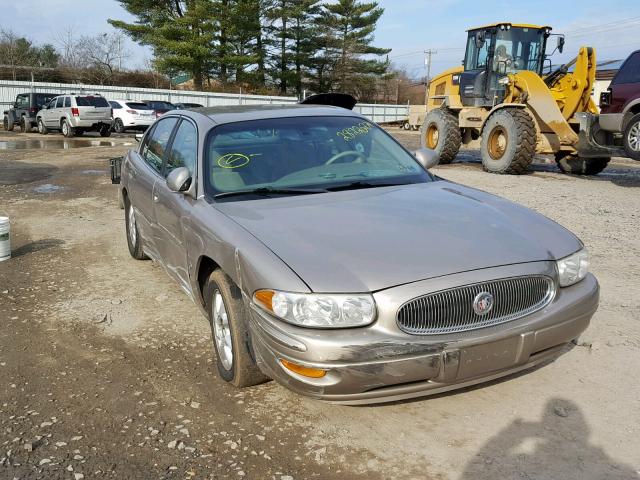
[205, 116, 431, 199]
[75, 96, 109, 107]
[147, 101, 175, 110]
[126, 102, 151, 110]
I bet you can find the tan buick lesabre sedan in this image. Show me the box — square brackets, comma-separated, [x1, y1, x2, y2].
[118, 96, 598, 404]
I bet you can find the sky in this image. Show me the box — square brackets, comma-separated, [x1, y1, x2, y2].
[5, 0, 640, 77]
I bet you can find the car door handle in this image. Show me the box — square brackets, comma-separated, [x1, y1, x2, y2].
[153, 195, 159, 203]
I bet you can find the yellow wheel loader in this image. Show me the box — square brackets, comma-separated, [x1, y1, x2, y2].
[422, 22, 622, 175]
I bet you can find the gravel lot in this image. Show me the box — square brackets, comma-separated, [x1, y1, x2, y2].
[1, 128, 639, 479]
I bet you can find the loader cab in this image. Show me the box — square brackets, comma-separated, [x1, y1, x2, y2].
[460, 23, 551, 107]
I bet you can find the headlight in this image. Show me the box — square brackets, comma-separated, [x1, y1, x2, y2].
[556, 248, 589, 287]
[498, 76, 510, 85]
[253, 290, 376, 328]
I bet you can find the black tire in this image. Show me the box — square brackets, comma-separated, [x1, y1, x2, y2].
[100, 125, 112, 137]
[623, 113, 640, 160]
[37, 118, 49, 135]
[403, 121, 411, 131]
[20, 116, 30, 133]
[113, 118, 125, 134]
[61, 119, 75, 138]
[3, 115, 9, 131]
[481, 108, 535, 174]
[556, 154, 610, 175]
[420, 108, 461, 164]
[124, 197, 148, 260]
[204, 269, 269, 388]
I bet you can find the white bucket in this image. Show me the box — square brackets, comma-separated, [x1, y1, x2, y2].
[0, 217, 10, 262]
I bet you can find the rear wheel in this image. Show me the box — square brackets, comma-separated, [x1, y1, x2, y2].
[100, 125, 112, 137]
[421, 108, 461, 164]
[481, 108, 535, 174]
[37, 118, 49, 135]
[3, 115, 9, 131]
[61, 119, 75, 138]
[556, 153, 610, 175]
[20, 117, 30, 133]
[124, 197, 148, 260]
[204, 270, 269, 388]
[623, 113, 640, 160]
[403, 121, 411, 130]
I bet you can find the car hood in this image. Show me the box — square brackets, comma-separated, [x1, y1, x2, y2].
[215, 182, 582, 292]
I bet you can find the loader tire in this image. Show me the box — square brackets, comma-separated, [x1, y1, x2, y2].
[556, 154, 610, 175]
[421, 108, 461, 164]
[481, 108, 535, 174]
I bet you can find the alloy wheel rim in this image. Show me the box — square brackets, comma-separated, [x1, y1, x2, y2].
[128, 205, 137, 246]
[38, 121, 43, 133]
[212, 290, 233, 370]
[629, 121, 640, 152]
[488, 126, 508, 160]
[62, 122, 68, 135]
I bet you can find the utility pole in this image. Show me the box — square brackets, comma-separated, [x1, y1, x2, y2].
[424, 49, 437, 105]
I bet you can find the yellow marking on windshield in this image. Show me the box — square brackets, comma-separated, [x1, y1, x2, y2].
[337, 122, 373, 142]
[217, 153, 261, 169]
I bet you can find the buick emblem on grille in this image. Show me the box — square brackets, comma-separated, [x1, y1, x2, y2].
[473, 292, 494, 315]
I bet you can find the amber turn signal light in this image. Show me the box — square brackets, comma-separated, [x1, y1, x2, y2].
[280, 359, 327, 378]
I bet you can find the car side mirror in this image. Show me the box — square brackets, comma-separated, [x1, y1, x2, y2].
[414, 148, 440, 170]
[166, 167, 192, 193]
[557, 36, 565, 54]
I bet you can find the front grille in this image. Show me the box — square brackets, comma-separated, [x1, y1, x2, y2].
[397, 276, 555, 335]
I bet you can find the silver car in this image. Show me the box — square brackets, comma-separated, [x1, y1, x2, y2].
[37, 94, 113, 137]
[119, 103, 599, 404]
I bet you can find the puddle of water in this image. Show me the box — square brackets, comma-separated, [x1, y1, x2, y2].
[33, 184, 64, 193]
[0, 140, 117, 150]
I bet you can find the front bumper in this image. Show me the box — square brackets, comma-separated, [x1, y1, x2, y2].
[248, 263, 599, 405]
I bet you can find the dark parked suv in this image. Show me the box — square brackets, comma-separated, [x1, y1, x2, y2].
[3, 92, 57, 132]
[600, 50, 640, 159]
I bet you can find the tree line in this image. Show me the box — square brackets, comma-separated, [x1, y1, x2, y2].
[109, 0, 392, 100]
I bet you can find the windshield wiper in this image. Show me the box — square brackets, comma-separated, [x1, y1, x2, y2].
[326, 181, 411, 192]
[213, 186, 328, 199]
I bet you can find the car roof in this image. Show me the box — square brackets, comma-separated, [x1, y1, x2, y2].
[182, 104, 363, 125]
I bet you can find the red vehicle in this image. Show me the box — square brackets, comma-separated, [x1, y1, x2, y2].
[599, 50, 640, 159]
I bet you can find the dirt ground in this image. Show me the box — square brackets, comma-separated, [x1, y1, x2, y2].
[1, 128, 639, 480]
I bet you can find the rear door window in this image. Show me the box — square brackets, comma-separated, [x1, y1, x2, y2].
[15, 94, 29, 109]
[165, 120, 197, 176]
[64, 97, 71, 107]
[55, 97, 64, 108]
[75, 96, 110, 107]
[613, 52, 640, 85]
[126, 102, 150, 110]
[142, 117, 179, 173]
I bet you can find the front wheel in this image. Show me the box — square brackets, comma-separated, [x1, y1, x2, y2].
[481, 108, 535, 174]
[623, 113, 640, 160]
[113, 118, 125, 134]
[205, 270, 269, 388]
[37, 119, 49, 135]
[3, 115, 10, 131]
[124, 198, 148, 260]
[556, 154, 610, 175]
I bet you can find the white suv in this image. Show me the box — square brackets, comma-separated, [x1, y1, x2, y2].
[109, 100, 156, 133]
[37, 94, 113, 137]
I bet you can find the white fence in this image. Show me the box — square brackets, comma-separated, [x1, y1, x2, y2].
[0, 79, 409, 123]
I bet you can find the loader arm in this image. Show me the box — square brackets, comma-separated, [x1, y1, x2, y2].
[504, 70, 579, 145]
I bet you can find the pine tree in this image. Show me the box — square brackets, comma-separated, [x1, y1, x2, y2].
[314, 0, 390, 98]
[109, 0, 217, 90]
